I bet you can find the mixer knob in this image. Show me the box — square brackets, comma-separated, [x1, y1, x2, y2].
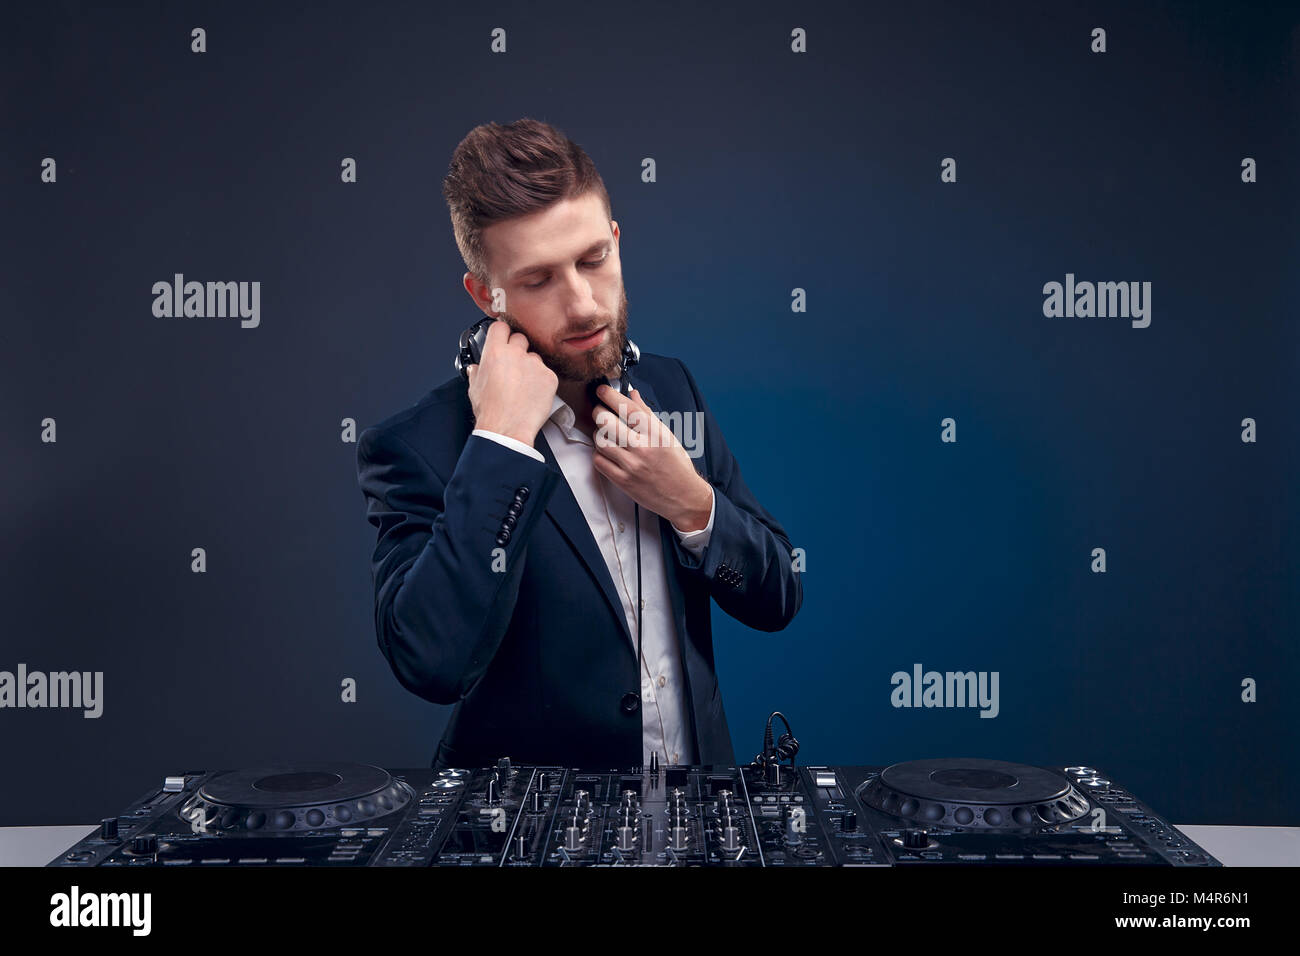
[528, 790, 544, 813]
[575, 789, 590, 812]
[496, 757, 512, 775]
[616, 826, 637, 852]
[841, 811, 858, 832]
[99, 818, 119, 840]
[563, 826, 584, 852]
[485, 774, 498, 805]
[536, 773, 548, 790]
[902, 829, 929, 849]
[514, 833, 528, 858]
[621, 789, 639, 810]
[668, 826, 689, 851]
[721, 826, 741, 852]
[131, 834, 157, 855]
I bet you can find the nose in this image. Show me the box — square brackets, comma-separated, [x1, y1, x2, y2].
[558, 266, 601, 321]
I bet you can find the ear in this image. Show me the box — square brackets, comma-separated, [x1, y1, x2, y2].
[463, 271, 496, 314]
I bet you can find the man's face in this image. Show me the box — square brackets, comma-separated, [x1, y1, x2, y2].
[466, 192, 628, 384]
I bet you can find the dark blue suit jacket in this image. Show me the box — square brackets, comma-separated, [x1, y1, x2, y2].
[356, 352, 802, 770]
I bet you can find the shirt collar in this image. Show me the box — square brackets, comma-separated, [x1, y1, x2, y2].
[548, 377, 626, 437]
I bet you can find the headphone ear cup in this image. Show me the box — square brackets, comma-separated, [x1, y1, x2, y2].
[457, 317, 494, 380]
[456, 329, 474, 380]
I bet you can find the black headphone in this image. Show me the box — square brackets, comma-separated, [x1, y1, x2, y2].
[752, 711, 800, 785]
[455, 316, 640, 394]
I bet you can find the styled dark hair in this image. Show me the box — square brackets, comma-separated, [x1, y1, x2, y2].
[442, 118, 612, 287]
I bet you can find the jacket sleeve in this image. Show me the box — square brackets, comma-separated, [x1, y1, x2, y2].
[356, 428, 562, 704]
[667, 359, 803, 631]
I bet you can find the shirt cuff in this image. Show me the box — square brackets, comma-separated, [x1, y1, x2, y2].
[472, 429, 544, 463]
[671, 486, 715, 556]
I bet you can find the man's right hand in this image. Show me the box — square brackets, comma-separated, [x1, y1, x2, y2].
[466, 318, 558, 448]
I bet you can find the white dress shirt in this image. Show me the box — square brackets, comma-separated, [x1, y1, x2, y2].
[471, 383, 715, 767]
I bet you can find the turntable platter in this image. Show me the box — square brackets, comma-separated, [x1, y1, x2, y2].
[179, 762, 413, 833]
[857, 758, 1091, 830]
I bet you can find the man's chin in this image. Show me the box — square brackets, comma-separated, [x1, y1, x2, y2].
[550, 346, 621, 384]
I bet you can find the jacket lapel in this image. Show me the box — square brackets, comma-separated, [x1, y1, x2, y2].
[628, 367, 707, 751]
[529, 368, 695, 667]
[533, 428, 635, 652]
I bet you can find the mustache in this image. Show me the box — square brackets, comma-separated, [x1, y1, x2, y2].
[563, 324, 604, 338]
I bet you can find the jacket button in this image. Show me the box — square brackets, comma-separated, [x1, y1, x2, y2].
[516, 486, 530, 500]
[496, 532, 509, 546]
[502, 514, 517, 530]
[620, 692, 640, 714]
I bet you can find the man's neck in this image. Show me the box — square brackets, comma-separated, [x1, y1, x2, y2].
[557, 379, 599, 440]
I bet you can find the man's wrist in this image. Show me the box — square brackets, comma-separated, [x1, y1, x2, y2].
[671, 477, 714, 533]
[473, 429, 544, 463]
[474, 421, 537, 448]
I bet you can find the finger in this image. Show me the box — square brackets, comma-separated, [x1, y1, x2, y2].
[625, 389, 677, 445]
[595, 385, 648, 428]
[465, 363, 477, 384]
[623, 387, 654, 427]
[593, 420, 633, 468]
[595, 404, 650, 442]
[480, 317, 510, 358]
[593, 408, 643, 454]
[592, 447, 629, 483]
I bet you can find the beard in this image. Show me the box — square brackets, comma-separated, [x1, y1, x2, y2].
[498, 286, 629, 384]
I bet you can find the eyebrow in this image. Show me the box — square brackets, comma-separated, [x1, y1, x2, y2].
[508, 239, 611, 282]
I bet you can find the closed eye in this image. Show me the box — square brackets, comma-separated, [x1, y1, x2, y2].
[523, 253, 608, 289]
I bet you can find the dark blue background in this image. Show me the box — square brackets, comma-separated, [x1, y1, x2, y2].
[3, 0, 1297, 826]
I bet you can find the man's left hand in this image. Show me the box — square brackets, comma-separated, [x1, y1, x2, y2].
[591, 385, 712, 532]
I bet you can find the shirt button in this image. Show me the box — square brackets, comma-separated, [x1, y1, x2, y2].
[672, 753, 679, 764]
[657, 676, 666, 687]
[639, 598, 646, 610]
[617, 522, 625, 533]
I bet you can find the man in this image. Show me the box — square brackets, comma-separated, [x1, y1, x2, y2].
[356, 118, 801, 772]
